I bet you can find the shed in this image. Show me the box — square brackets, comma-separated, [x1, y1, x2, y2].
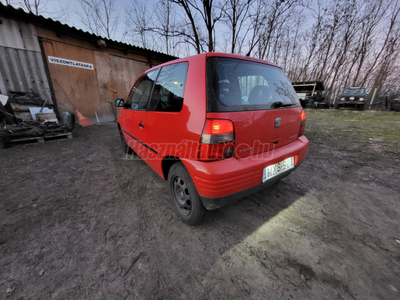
[0, 3, 177, 123]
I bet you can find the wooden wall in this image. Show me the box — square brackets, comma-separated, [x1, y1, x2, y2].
[36, 27, 170, 122]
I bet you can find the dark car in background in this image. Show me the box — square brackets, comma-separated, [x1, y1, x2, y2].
[390, 98, 400, 112]
[336, 87, 367, 110]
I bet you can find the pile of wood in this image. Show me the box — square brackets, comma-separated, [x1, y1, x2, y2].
[1, 120, 72, 148]
[0, 93, 73, 148]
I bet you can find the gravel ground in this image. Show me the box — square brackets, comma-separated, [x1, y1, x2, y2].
[1, 110, 399, 299]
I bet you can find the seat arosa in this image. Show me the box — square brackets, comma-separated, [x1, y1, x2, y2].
[115, 53, 309, 225]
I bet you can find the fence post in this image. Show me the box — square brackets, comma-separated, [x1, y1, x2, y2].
[332, 90, 338, 106]
[369, 88, 377, 109]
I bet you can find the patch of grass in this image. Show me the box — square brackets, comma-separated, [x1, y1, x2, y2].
[305, 109, 400, 146]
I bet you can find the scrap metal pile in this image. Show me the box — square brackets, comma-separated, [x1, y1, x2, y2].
[0, 92, 74, 148]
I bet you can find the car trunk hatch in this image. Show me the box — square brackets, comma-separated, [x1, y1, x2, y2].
[206, 107, 301, 158]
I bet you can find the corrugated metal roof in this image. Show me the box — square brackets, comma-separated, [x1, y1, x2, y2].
[0, 3, 178, 61]
[0, 17, 41, 51]
[0, 46, 53, 103]
[0, 16, 52, 103]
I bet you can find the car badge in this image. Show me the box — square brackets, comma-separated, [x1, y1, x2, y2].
[275, 118, 281, 128]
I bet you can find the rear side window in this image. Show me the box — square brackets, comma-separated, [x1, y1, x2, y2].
[148, 62, 188, 112]
[126, 69, 159, 110]
[207, 57, 300, 112]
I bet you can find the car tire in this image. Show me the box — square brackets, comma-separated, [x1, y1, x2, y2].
[119, 129, 133, 154]
[168, 162, 209, 225]
[358, 105, 365, 111]
[335, 104, 340, 109]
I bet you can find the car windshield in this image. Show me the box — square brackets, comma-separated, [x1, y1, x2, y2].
[342, 88, 366, 95]
[207, 57, 300, 112]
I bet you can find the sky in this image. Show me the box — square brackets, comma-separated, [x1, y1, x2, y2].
[2, 0, 226, 56]
[2, 0, 136, 42]
[0, 0, 337, 57]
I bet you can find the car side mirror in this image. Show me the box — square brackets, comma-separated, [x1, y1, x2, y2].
[115, 99, 124, 107]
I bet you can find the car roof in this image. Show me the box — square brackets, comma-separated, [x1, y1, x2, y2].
[146, 52, 281, 73]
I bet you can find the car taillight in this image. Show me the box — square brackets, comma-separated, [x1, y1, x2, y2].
[299, 110, 306, 137]
[199, 119, 235, 161]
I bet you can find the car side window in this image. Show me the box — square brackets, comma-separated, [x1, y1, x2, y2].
[148, 62, 188, 112]
[126, 69, 159, 110]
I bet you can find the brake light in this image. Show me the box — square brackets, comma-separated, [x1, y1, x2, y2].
[199, 119, 235, 161]
[299, 110, 306, 137]
[301, 111, 306, 122]
[205, 119, 234, 134]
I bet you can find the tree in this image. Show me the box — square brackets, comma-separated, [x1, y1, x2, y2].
[367, 0, 400, 102]
[2, 0, 66, 20]
[77, 0, 119, 40]
[124, 0, 153, 49]
[2, 0, 44, 14]
[20, 0, 42, 14]
[169, 0, 225, 53]
[116, 0, 400, 100]
[222, 0, 253, 53]
[169, 0, 205, 53]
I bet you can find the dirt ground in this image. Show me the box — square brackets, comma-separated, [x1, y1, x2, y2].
[1, 110, 399, 299]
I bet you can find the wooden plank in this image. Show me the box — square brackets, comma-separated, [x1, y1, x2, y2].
[43, 132, 72, 141]
[3, 132, 73, 146]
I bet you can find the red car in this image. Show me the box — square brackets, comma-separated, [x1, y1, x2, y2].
[115, 53, 309, 225]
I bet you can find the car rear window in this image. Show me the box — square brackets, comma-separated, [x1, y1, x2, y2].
[207, 57, 300, 112]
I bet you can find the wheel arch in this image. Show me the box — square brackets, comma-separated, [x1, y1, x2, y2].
[162, 156, 181, 180]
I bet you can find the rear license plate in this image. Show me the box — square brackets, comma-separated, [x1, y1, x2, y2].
[262, 157, 294, 183]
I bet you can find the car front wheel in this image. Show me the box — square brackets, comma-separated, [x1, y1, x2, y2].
[168, 162, 209, 225]
[119, 129, 133, 154]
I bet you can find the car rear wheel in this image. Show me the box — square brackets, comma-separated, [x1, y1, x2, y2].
[168, 162, 209, 225]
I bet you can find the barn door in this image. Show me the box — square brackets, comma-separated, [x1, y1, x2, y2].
[40, 39, 102, 121]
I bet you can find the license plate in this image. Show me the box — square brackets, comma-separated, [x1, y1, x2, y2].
[262, 157, 294, 183]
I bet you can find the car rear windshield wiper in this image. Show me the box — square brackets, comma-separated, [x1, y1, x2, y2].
[271, 101, 295, 108]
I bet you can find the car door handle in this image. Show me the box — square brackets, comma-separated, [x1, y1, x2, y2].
[139, 123, 144, 128]
[271, 139, 279, 144]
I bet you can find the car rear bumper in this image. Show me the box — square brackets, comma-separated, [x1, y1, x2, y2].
[181, 136, 309, 210]
[200, 164, 301, 210]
